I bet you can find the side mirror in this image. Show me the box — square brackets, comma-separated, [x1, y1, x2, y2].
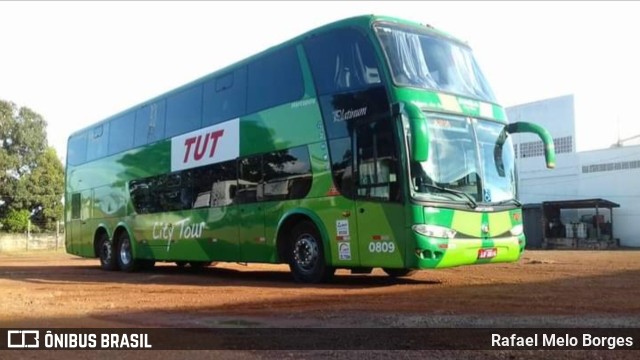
[507, 122, 556, 169]
[397, 102, 429, 162]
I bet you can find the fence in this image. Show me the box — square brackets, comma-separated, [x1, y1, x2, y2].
[0, 221, 65, 252]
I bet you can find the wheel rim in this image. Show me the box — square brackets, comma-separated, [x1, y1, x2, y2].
[120, 238, 132, 266]
[293, 233, 319, 272]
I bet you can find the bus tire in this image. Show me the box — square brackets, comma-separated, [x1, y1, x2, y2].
[98, 232, 118, 271]
[382, 268, 417, 278]
[288, 221, 334, 283]
[116, 231, 138, 272]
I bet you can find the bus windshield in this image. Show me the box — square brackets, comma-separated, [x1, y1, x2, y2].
[411, 115, 516, 206]
[374, 24, 497, 103]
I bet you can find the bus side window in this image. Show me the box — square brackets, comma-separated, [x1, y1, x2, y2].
[192, 160, 238, 208]
[86, 123, 109, 161]
[108, 111, 135, 155]
[355, 119, 400, 202]
[236, 156, 262, 204]
[130, 178, 158, 214]
[247, 46, 303, 114]
[134, 100, 166, 147]
[203, 67, 247, 126]
[165, 84, 203, 138]
[303, 27, 381, 95]
[71, 193, 81, 219]
[328, 137, 354, 198]
[263, 146, 313, 201]
[67, 132, 88, 166]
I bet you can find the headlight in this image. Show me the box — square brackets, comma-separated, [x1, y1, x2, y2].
[510, 224, 524, 236]
[412, 224, 456, 239]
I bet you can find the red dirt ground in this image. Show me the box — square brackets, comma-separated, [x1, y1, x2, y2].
[1, 249, 639, 359]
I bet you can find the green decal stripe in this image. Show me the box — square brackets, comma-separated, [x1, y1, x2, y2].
[435, 238, 483, 268]
[476, 212, 494, 263]
[422, 206, 453, 227]
[487, 211, 512, 237]
[450, 210, 482, 238]
[394, 88, 506, 122]
[492, 104, 506, 121]
[239, 101, 324, 156]
[430, 236, 521, 269]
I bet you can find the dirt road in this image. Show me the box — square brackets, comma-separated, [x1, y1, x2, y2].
[1, 249, 639, 358]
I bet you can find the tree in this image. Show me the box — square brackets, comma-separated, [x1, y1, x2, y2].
[3, 209, 30, 233]
[0, 99, 63, 232]
[0, 100, 47, 177]
[23, 147, 65, 231]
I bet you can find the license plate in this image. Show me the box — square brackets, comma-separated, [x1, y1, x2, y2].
[478, 248, 497, 259]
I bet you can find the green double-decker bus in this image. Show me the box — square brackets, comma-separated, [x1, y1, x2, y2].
[65, 15, 555, 283]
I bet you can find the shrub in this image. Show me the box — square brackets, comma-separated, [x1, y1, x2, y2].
[3, 209, 31, 233]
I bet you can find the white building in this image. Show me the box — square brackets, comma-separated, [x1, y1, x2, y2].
[507, 94, 640, 247]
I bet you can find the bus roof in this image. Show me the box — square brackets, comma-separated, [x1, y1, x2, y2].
[68, 14, 465, 140]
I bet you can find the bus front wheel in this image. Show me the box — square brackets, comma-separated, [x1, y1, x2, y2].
[288, 221, 334, 283]
[98, 233, 118, 271]
[116, 231, 138, 272]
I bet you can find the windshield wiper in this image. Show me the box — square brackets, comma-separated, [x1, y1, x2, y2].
[421, 184, 477, 209]
[491, 198, 522, 207]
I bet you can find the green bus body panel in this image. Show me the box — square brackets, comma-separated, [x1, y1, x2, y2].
[239, 99, 324, 156]
[351, 201, 405, 268]
[65, 14, 546, 275]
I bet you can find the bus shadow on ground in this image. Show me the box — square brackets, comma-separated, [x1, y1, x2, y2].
[3, 267, 640, 332]
[91, 267, 640, 327]
[0, 262, 440, 289]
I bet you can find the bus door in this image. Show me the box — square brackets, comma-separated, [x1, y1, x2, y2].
[236, 155, 267, 262]
[67, 193, 81, 254]
[353, 118, 406, 268]
[68, 189, 92, 256]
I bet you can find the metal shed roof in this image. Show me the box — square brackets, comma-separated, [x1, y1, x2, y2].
[541, 198, 620, 210]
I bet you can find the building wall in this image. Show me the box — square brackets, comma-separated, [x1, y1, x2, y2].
[506, 95, 640, 246]
[577, 146, 640, 246]
[507, 94, 576, 152]
[0, 233, 64, 252]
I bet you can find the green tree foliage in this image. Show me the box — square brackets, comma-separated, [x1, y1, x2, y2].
[0, 99, 64, 232]
[0, 101, 47, 176]
[3, 209, 30, 233]
[23, 147, 65, 230]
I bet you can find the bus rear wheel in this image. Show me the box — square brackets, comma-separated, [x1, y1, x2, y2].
[288, 221, 334, 283]
[116, 231, 138, 272]
[382, 268, 417, 278]
[98, 233, 117, 271]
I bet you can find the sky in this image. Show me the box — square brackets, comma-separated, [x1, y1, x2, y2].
[2, 1, 640, 162]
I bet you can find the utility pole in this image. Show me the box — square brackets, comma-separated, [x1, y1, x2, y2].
[26, 219, 31, 251]
[615, 134, 640, 147]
